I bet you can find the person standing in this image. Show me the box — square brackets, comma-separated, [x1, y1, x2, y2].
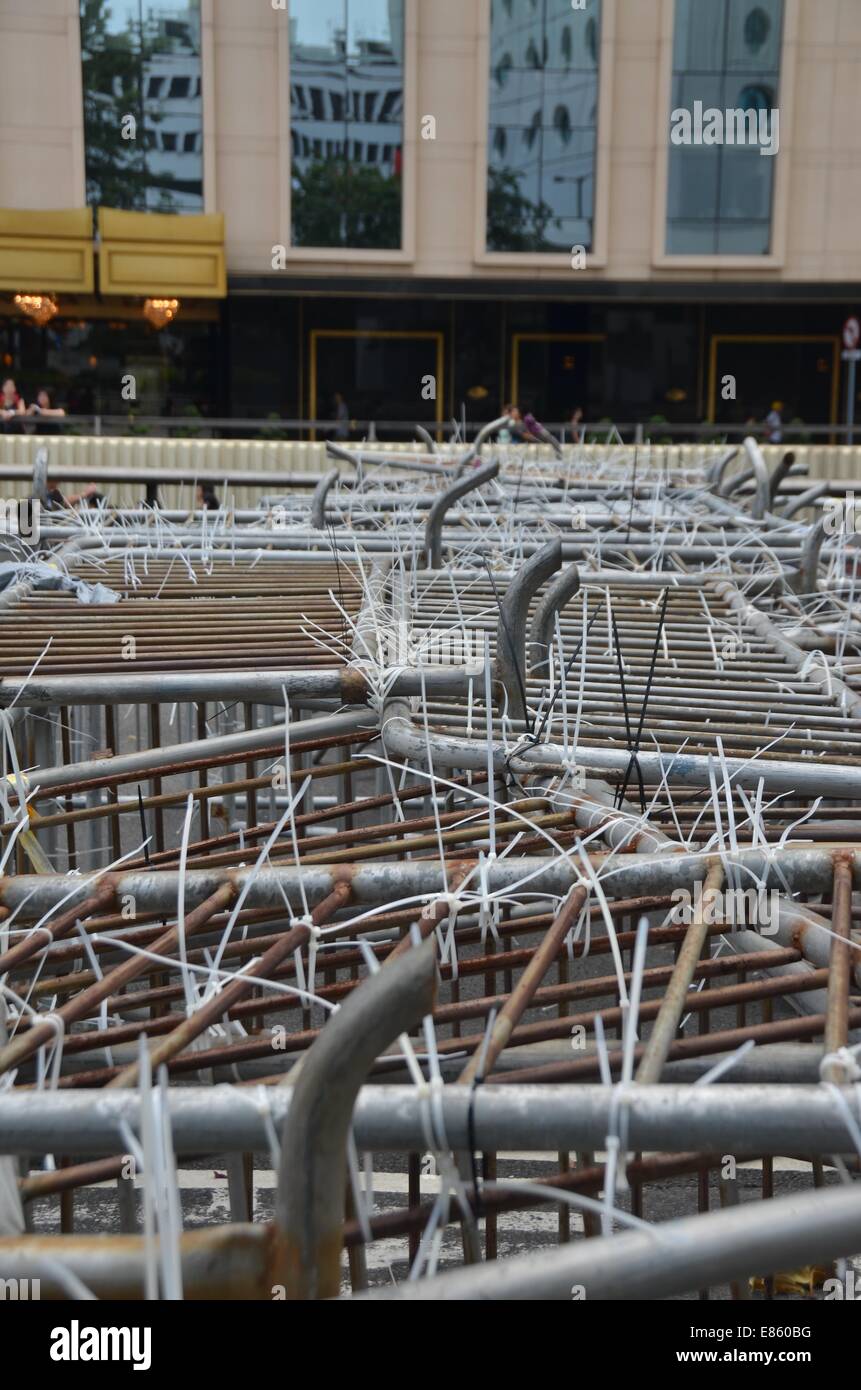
[500, 404, 525, 443]
[333, 392, 350, 440]
[764, 401, 784, 444]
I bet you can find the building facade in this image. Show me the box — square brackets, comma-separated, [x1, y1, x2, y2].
[0, 0, 859, 433]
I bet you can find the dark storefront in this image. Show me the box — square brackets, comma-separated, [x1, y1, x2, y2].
[0, 282, 855, 437]
[0, 304, 221, 423]
[224, 280, 856, 437]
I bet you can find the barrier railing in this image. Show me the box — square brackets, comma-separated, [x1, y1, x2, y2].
[1, 414, 852, 443]
[3, 436, 861, 511]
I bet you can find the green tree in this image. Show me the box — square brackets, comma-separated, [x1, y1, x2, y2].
[80, 0, 199, 211]
[80, 0, 148, 208]
[486, 167, 560, 252]
[291, 160, 401, 250]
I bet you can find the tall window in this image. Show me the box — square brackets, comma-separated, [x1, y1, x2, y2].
[487, 0, 601, 253]
[667, 0, 783, 254]
[80, 0, 204, 213]
[290, 0, 404, 250]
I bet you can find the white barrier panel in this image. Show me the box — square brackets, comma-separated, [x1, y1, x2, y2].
[1, 436, 859, 510]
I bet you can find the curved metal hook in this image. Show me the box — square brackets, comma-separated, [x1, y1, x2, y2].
[424, 458, 500, 569]
[706, 446, 739, 487]
[781, 482, 826, 520]
[528, 563, 580, 675]
[768, 449, 797, 506]
[798, 515, 829, 595]
[273, 936, 437, 1299]
[325, 441, 441, 477]
[455, 415, 515, 475]
[414, 424, 438, 455]
[717, 437, 770, 519]
[325, 441, 359, 468]
[310, 467, 340, 530]
[494, 538, 563, 722]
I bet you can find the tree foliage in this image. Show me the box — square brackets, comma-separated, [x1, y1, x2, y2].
[486, 167, 560, 252]
[81, 0, 148, 208]
[291, 160, 401, 250]
[80, 0, 199, 211]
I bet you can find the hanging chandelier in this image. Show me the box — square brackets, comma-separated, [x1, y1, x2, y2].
[143, 297, 180, 330]
[13, 293, 59, 327]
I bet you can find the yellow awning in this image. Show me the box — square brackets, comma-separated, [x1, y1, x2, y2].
[98, 208, 227, 298]
[0, 208, 95, 293]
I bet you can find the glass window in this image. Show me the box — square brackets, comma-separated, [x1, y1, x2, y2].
[487, 0, 601, 253]
[0, 313, 219, 419]
[80, 1, 204, 213]
[666, 0, 783, 255]
[290, 0, 404, 250]
[313, 333, 440, 428]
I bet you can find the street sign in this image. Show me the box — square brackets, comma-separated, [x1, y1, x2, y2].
[843, 316, 860, 351]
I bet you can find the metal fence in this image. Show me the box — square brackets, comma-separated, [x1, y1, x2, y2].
[0, 430, 859, 1302]
[2, 414, 855, 443]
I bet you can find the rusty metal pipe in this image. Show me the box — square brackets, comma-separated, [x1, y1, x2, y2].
[636, 862, 724, 1084]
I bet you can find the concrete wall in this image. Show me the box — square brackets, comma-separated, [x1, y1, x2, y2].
[0, 0, 85, 209]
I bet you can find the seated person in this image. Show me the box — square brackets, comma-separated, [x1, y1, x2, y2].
[197, 482, 220, 510]
[1, 378, 25, 433]
[44, 480, 103, 511]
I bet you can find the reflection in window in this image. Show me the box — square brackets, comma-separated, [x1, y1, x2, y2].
[487, 0, 601, 253]
[80, 0, 203, 212]
[667, 0, 784, 255]
[290, 0, 404, 250]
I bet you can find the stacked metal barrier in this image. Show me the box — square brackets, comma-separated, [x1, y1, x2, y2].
[0, 433, 858, 1301]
